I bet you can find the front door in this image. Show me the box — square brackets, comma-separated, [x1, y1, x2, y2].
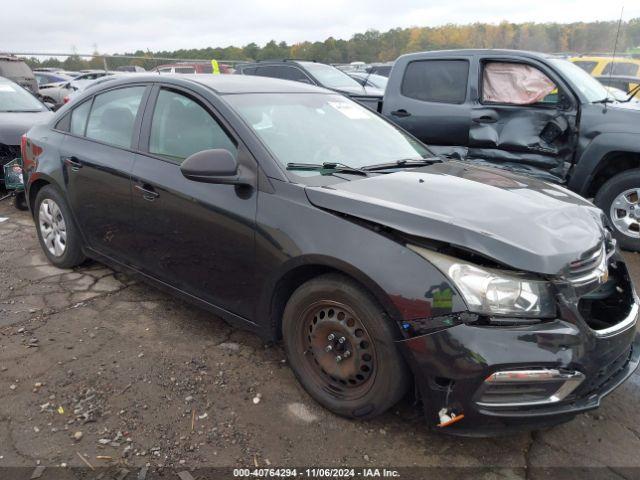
[61, 85, 149, 261]
[131, 86, 258, 319]
[468, 57, 578, 182]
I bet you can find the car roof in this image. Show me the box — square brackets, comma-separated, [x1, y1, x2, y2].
[90, 73, 331, 94]
[399, 49, 558, 61]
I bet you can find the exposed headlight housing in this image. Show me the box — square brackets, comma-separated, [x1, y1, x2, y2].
[409, 245, 556, 318]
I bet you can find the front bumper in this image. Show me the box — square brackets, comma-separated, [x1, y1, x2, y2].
[398, 309, 640, 436]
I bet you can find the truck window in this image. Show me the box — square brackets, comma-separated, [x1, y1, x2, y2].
[572, 61, 598, 73]
[482, 62, 557, 106]
[602, 62, 639, 77]
[401, 60, 469, 104]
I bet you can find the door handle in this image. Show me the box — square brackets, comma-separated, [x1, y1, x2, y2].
[472, 115, 497, 124]
[390, 109, 411, 118]
[134, 184, 160, 201]
[63, 156, 83, 171]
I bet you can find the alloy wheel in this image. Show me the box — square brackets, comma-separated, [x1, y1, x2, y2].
[610, 188, 640, 239]
[39, 199, 67, 257]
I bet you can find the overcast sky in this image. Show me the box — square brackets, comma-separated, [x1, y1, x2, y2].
[2, 0, 638, 56]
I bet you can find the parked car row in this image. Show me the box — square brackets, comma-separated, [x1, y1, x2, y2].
[18, 69, 640, 435]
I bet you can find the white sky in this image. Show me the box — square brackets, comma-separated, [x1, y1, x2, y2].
[1, 0, 637, 55]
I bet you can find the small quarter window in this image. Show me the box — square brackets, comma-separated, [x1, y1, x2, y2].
[70, 100, 92, 136]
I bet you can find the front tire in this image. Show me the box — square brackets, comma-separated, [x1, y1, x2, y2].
[34, 185, 86, 268]
[595, 169, 640, 251]
[282, 274, 409, 419]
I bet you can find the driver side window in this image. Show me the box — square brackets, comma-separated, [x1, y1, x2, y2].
[482, 62, 558, 106]
[149, 89, 237, 164]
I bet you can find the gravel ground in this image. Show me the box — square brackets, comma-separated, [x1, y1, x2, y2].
[1, 199, 640, 477]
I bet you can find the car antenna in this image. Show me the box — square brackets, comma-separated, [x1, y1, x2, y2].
[604, 6, 625, 112]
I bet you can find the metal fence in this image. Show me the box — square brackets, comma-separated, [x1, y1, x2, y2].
[7, 52, 248, 73]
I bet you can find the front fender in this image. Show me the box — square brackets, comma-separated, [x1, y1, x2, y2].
[254, 183, 466, 339]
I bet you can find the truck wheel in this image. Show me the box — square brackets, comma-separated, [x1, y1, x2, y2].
[282, 274, 410, 419]
[595, 169, 640, 251]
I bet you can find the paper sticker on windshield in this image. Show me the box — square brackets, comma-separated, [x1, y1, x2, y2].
[328, 101, 371, 120]
[0, 85, 16, 92]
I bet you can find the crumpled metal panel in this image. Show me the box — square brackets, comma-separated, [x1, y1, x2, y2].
[305, 161, 604, 276]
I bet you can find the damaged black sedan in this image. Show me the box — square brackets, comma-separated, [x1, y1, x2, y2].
[22, 75, 639, 434]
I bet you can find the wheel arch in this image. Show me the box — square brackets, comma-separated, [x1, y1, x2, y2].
[261, 255, 403, 342]
[570, 132, 640, 197]
[584, 151, 640, 198]
[27, 175, 56, 215]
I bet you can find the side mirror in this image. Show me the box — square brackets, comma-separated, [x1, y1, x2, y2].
[180, 149, 250, 185]
[44, 101, 58, 111]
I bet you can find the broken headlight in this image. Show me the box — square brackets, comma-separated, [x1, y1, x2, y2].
[409, 246, 556, 318]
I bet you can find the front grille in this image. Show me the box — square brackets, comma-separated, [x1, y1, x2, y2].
[567, 244, 606, 285]
[577, 258, 635, 332]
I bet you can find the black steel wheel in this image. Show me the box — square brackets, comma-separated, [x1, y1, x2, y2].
[282, 274, 409, 419]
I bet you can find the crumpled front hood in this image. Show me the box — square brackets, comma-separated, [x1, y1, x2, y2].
[0, 111, 53, 145]
[305, 161, 605, 275]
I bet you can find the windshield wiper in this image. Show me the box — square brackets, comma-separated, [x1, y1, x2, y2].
[621, 84, 640, 103]
[361, 157, 442, 172]
[592, 97, 615, 104]
[286, 162, 369, 176]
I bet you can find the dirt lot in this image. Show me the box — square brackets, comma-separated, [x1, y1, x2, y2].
[1, 198, 640, 477]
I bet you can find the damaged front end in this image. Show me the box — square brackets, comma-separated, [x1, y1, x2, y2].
[397, 234, 640, 435]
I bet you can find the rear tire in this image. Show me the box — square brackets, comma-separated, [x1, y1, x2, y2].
[282, 274, 409, 419]
[595, 169, 640, 251]
[34, 185, 86, 268]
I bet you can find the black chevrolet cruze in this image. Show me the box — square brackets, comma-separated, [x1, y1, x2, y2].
[21, 75, 640, 435]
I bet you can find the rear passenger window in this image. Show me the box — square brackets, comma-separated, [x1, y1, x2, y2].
[70, 100, 92, 136]
[149, 89, 237, 163]
[401, 60, 469, 104]
[85, 87, 145, 148]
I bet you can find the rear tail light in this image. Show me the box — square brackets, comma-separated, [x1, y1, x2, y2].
[21, 135, 43, 172]
[63, 96, 70, 104]
[20, 134, 28, 161]
[475, 369, 585, 408]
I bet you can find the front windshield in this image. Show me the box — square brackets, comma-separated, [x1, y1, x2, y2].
[549, 58, 610, 103]
[366, 74, 388, 89]
[302, 63, 365, 90]
[0, 81, 46, 112]
[227, 93, 430, 174]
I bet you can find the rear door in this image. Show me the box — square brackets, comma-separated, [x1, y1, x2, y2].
[381, 57, 472, 152]
[131, 84, 258, 319]
[60, 84, 150, 262]
[468, 56, 578, 182]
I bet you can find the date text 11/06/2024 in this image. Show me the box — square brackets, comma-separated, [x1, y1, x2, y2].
[232, 468, 401, 478]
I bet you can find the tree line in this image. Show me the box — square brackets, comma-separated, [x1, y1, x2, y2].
[25, 18, 640, 71]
